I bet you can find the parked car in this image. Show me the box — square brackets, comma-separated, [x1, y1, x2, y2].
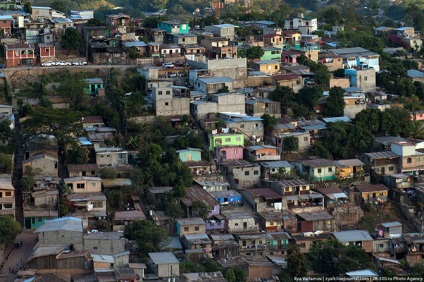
[41, 61, 55, 67]
[0, 64, 6, 69]
[56, 61, 69, 66]
[73, 61, 87, 66]
[163, 63, 175, 68]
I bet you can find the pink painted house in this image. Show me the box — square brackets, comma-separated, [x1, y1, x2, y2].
[215, 146, 243, 164]
[281, 50, 302, 64]
[410, 111, 424, 121]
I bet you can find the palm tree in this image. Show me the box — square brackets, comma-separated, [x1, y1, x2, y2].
[409, 120, 424, 139]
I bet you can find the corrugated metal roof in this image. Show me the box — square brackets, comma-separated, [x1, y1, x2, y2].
[148, 252, 179, 264]
[197, 76, 234, 84]
[333, 230, 373, 242]
[364, 151, 398, 159]
[381, 221, 402, 228]
[345, 269, 378, 278]
[35, 217, 83, 233]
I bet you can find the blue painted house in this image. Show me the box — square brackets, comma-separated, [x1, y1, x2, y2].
[157, 20, 189, 34]
[209, 190, 243, 206]
[176, 148, 202, 162]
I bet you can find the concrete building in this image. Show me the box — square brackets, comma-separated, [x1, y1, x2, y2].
[191, 93, 245, 120]
[83, 232, 126, 255]
[242, 188, 283, 212]
[344, 66, 376, 92]
[148, 252, 180, 278]
[35, 217, 84, 250]
[205, 24, 238, 40]
[331, 47, 380, 72]
[284, 13, 317, 34]
[222, 114, 264, 140]
[332, 230, 374, 253]
[95, 147, 128, 166]
[295, 159, 336, 182]
[221, 160, 261, 189]
[176, 218, 206, 237]
[245, 98, 281, 118]
[64, 177, 102, 194]
[22, 153, 58, 177]
[253, 60, 280, 75]
[208, 133, 244, 151]
[0, 177, 15, 218]
[221, 206, 260, 234]
[194, 77, 234, 95]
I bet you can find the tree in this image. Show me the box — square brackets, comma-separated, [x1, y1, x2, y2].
[318, 5, 342, 25]
[246, 46, 264, 60]
[51, 1, 66, 12]
[192, 200, 210, 220]
[98, 168, 118, 179]
[20, 166, 42, 192]
[57, 75, 87, 110]
[126, 220, 168, 255]
[66, 145, 89, 164]
[297, 86, 322, 111]
[22, 108, 83, 147]
[282, 136, 299, 153]
[0, 120, 12, 144]
[287, 244, 306, 277]
[269, 86, 295, 106]
[223, 267, 247, 282]
[310, 143, 331, 159]
[324, 86, 345, 117]
[61, 28, 83, 54]
[87, 18, 107, 26]
[308, 238, 374, 276]
[261, 114, 277, 134]
[0, 216, 21, 245]
[23, 1, 31, 13]
[0, 153, 12, 174]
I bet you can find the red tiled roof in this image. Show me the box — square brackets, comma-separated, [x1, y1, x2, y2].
[273, 74, 301, 81]
[67, 164, 98, 172]
[82, 116, 104, 124]
[5, 43, 34, 50]
[263, 33, 281, 38]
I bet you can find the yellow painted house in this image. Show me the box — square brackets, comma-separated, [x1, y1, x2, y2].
[334, 159, 364, 179]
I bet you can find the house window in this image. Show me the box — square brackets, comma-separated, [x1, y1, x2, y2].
[92, 202, 103, 208]
[166, 91, 171, 95]
[77, 183, 85, 189]
[225, 138, 231, 142]
[304, 137, 308, 142]
[245, 171, 250, 176]
[45, 48, 49, 53]
[4, 204, 12, 209]
[47, 36, 50, 40]
[235, 223, 239, 226]
[269, 221, 274, 225]
[5, 192, 11, 197]
[195, 226, 199, 231]
[317, 168, 322, 173]
[254, 170, 259, 175]
[236, 137, 241, 141]
[328, 167, 333, 172]
[158, 91, 163, 95]
[165, 102, 169, 106]
[240, 125, 244, 128]
[299, 243, 306, 248]
[274, 65, 278, 69]
[407, 158, 412, 164]
[184, 227, 189, 231]
[389, 166, 394, 171]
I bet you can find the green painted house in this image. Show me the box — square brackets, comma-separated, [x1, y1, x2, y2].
[158, 20, 189, 34]
[24, 211, 58, 229]
[177, 148, 202, 162]
[260, 47, 282, 61]
[295, 158, 336, 182]
[85, 78, 104, 96]
[209, 133, 244, 151]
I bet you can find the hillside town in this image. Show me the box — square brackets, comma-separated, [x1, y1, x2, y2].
[1, 0, 424, 281]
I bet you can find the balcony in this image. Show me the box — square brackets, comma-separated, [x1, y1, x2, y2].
[228, 226, 259, 234]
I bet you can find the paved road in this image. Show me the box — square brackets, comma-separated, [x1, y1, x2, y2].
[0, 231, 36, 280]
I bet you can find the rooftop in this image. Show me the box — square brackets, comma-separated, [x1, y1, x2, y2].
[176, 217, 206, 226]
[148, 252, 179, 264]
[380, 221, 402, 228]
[209, 189, 242, 198]
[246, 188, 282, 200]
[332, 230, 373, 242]
[278, 178, 310, 187]
[197, 77, 234, 84]
[82, 116, 104, 124]
[114, 210, 146, 221]
[260, 161, 294, 169]
[298, 158, 335, 168]
[296, 210, 333, 221]
[35, 217, 83, 233]
[0, 177, 14, 190]
[67, 164, 98, 172]
[181, 186, 218, 207]
[364, 151, 399, 159]
[221, 159, 258, 168]
[333, 159, 364, 168]
[355, 183, 389, 193]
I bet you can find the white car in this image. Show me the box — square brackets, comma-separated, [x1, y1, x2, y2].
[73, 61, 87, 66]
[56, 61, 68, 66]
[163, 63, 175, 68]
[41, 61, 55, 67]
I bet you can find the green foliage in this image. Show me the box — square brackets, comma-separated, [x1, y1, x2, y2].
[3, 81, 12, 104]
[0, 216, 21, 244]
[287, 243, 307, 277]
[128, 46, 141, 59]
[223, 267, 247, 282]
[192, 200, 210, 220]
[318, 5, 342, 25]
[59, 198, 69, 217]
[261, 114, 277, 133]
[22, 108, 83, 146]
[23, 1, 31, 13]
[57, 74, 87, 110]
[0, 120, 12, 144]
[246, 46, 264, 59]
[0, 153, 12, 174]
[87, 18, 107, 26]
[66, 145, 88, 164]
[324, 86, 345, 117]
[217, 86, 230, 93]
[51, 1, 66, 12]
[95, 219, 111, 232]
[180, 257, 220, 273]
[282, 136, 299, 153]
[308, 238, 374, 277]
[297, 86, 323, 111]
[309, 143, 331, 159]
[126, 220, 168, 255]
[98, 168, 118, 179]
[20, 166, 42, 192]
[61, 28, 83, 52]
[338, 29, 384, 53]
